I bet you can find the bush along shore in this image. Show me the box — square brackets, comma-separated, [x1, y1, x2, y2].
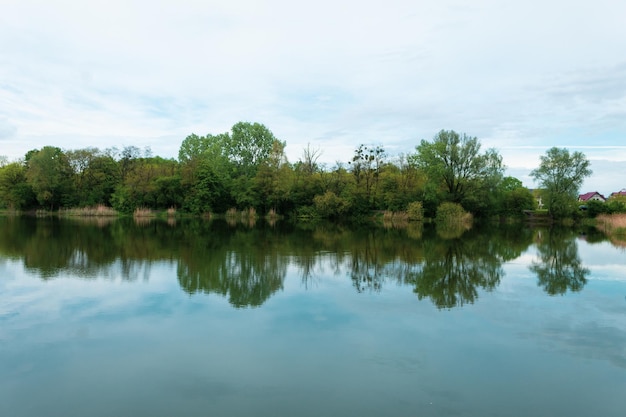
[1, 125, 625, 224]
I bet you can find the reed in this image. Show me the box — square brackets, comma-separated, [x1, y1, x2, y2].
[266, 208, 279, 219]
[596, 213, 626, 234]
[133, 207, 155, 218]
[381, 210, 409, 229]
[392, 211, 409, 223]
[241, 207, 257, 219]
[61, 205, 118, 217]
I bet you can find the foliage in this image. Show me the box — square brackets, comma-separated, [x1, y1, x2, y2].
[583, 200, 609, 217]
[530, 147, 592, 219]
[313, 191, 352, 219]
[0, 162, 36, 209]
[66, 148, 119, 206]
[253, 140, 292, 214]
[225, 122, 279, 177]
[25, 146, 74, 209]
[435, 202, 469, 223]
[0, 124, 608, 225]
[411, 130, 504, 210]
[406, 201, 424, 222]
[349, 144, 386, 207]
[498, 176, 536, 216]
[183, 159, 230, 214]
[111, 155, 182, 213]
[606, 199, 626, 214]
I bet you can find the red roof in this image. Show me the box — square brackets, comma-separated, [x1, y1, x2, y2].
[578, 191, 606, 201]
[610, 189, 626, 198]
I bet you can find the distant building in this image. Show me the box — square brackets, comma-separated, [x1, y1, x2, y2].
[609, 189, 626, 200]
[578, 191, 606, 203]
[530, 189, 545, 209]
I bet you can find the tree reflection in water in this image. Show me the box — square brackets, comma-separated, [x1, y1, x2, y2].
[176, 224, 287, 308]
[405, 228, 507, 309]
[0, 216, 595, 309]
[529, 227, 590, 295]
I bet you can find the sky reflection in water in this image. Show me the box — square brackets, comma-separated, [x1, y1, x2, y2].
[1, 217, 625, 417]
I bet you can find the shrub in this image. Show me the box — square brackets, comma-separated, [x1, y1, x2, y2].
[407, 201, 424, 222]
[313, 191, 351, 219]
[435, 202, 472, 225]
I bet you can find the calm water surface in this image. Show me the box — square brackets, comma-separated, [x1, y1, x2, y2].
[1, 217, 625, 417]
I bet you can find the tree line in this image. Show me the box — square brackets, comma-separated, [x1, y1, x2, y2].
[0, 121, 602, 220]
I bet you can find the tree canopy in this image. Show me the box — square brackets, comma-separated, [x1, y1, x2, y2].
[411, 130, 504, 214]
[1, 123, 615, 221]
[530, 147, 592, 218]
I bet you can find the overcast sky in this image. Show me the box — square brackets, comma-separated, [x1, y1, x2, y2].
[2, 0, 625, 195]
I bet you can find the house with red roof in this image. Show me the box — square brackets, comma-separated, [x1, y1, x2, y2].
[578, 191, 606, 203]
[609, 189, 626, 200]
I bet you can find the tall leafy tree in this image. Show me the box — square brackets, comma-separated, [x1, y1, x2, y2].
[66, 148, 119, 206]
[254, 140, 293, 213]
[497, 176, 536, 216]
[530, 147, 592, 219]
[225, 122, 277, 177]
[112, 156, 181, 212]
[25, 146, 73, 209]
[178, 133, 231, 211]
[0, 162, 36, 209]
[349, 144, 386, 208]
[411, 130, 504, 209]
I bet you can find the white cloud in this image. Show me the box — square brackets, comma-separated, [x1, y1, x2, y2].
[1, 0, 625, 188]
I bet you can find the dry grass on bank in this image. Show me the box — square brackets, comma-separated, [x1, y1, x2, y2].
[596, 214, 626, 234]
[133, 207, 156, 218]
[596, 214, 626, 247]
[61, 205, 118, 217]
[382, 210, 409, 228]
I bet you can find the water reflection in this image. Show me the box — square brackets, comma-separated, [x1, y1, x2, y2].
[0, 217, 608, 308]
[530, 227, 590, 295]
[404, 225, 533, 308]
[177, 227, 287, 307]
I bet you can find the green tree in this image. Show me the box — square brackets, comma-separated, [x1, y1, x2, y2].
[349, 144, 386, 207]
[497, 176, 536, 216]
[225, 122, 277, 177]
[0, 162, 36, 209]
[411, 130, 504, 211]
[26, 146, 74, 209]
[111, 155, 181, 212]
[290, 145, 327, 211]
[184, 158, 231, 214]
[530, 147, 592, 219]
[66, 148, 119, 206]
[379, 154, 425, 211]
[178, 133, 231, 212]
[313, 191, 352, 219]
[254, 140, 293, 214]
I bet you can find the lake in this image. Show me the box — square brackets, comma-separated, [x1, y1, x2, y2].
[1, 216, 625, 417]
